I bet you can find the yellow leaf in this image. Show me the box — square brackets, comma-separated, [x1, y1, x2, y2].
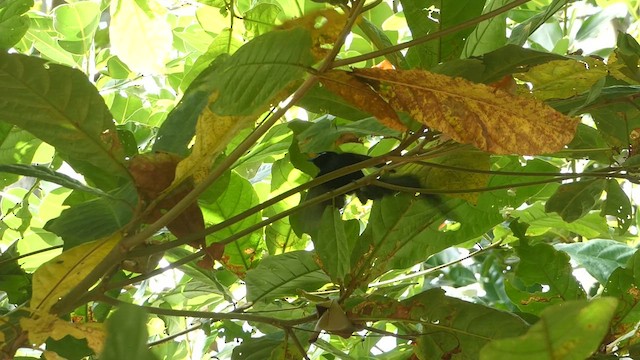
[320, 70, 406, 131]
[21, 314, 105, 354]
[353, 68, 579, 155]
[109, 0, 172, 74]
[173, 93, 256, 185]
[608, 52, 640, 84]
[515, 58, 608, 100]
[278, 9, 347, 60]
[31, 233, 120, 312]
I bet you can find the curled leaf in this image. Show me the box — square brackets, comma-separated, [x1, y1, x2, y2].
[353, 68, 579, 155]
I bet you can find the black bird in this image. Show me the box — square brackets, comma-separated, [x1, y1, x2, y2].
[290, 152, 423, 237]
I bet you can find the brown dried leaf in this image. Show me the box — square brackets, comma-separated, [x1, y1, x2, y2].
[320, 70, 406, 131]
[129, 152, 206, 250]
[277, 9, 347, 60]
[353, 68, 580, 155]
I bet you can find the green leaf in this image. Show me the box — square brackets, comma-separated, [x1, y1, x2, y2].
[201, 172, 262, 276]
[479, 298, 618, 360]
[556, 239, 635, 285]
[245, 250, 331, 303]
[564, 123, 612, 163]
[545, 179, 607, 223]
[0, 241, 31, 304]
[210, 27, 314, 116]
[600, 179, 633, 234]
[101, 304, 157, 360]
[0, 0, 32, 49]
[232, 331, 306, 360]
[351, 289, 529, 358]
[604, 250, 640, 347]
[44, 184, 136, 249]
[401, 0, 484, 69]
[24, 15, 81, 67]
[0, 164, 108, 197]
[153, 54, 229, 156]
[508, 0, 570, 46]
[0, 53, 130, 189]
[0, 127, 42, 187]
[53, 1, 101, 55]
[297, 84, 370, 120]
[461, 0, 508, 58]
[315, 207, 359, 284]
[297, 116, 400, 154]
[507, 240, 585, 314]
[244, 3, 281, 37]
[514, 203, 610, 239]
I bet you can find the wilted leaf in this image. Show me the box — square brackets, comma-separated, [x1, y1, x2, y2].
[352, 68, 579, 154]
[278, 9, 346, 60]
[21, 313, 105, 355]
[319, 70, 405, 131]
[31, 233, 120, 312]
[312, 300, 358, 341]
[516, 58, 608, 100]
[480, 298, 618, 360]
[128, 152, 206, 251]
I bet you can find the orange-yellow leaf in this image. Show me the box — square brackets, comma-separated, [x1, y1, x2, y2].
[515, 58, 608, 100]
[320, 70, 406, 131]
[278, 9, 347, 60]
[174, 93, 255, 185]
[21, 314, 105, 355]
[31, 233, 120, 312]
[354, 68, 579, 155]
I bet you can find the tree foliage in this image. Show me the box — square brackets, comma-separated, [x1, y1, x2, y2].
[2, 0, 640, 359]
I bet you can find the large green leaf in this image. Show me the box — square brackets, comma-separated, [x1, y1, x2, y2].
[401, 0, 484, 69]
[245, 250, 331, 303]
[315, 208, 359, 284]
[350, 288, 529, 359]
[209, 27, 314, 116]
[508, 0, 571, 46]
[44, 184, 136, 249]
[545, 179, 607, 223]
[506, 240, 585, 315]
[53, 1, 101, 55]
[604, 250, 640, 348]
[556, 239, 635, 284]
[0, 127, 41, 187]
[480, 298, 618, 360]
[101, 304, 157, 360]
[0, 0, 32, 49]
[601, 179, 633, 234]
[201, 172, 263, 276]
[0, 53, 130, 188]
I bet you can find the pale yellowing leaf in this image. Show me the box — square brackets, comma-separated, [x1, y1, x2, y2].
[320, 70, 406, 131]
[278, 9, 347, 60]
[174, 93, 256, 185]
[21, 313, 105, 354]
[516, 58, 608, 100]
[354, 68, 579, 155]
[31, 233, 120, 312]
[110, 0, 172, 74]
